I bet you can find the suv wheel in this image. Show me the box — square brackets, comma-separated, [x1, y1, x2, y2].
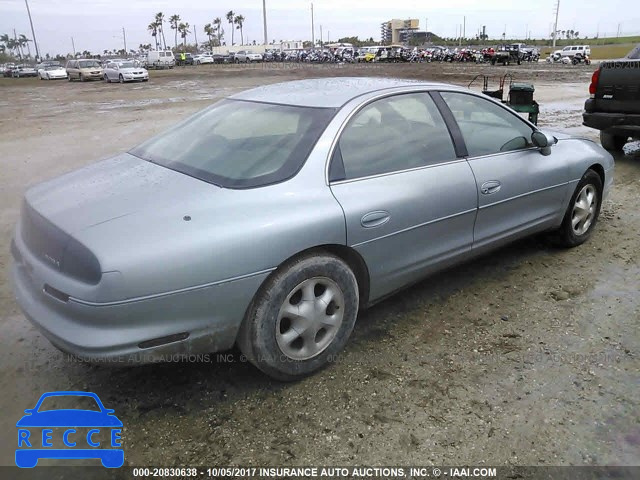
[600, 131, 627, 151]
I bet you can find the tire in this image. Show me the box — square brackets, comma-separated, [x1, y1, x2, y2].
[237, 253, 359, 381]
[119, 74, 124, 84]
[600, 131, 627, 151]
[104, 74, 110, 83]
[68, 75, 73, 82]
[80, 74, 85, 82]
[554, 169, 603, 248]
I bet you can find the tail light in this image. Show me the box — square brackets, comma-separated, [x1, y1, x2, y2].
[589, 69, 600, 97]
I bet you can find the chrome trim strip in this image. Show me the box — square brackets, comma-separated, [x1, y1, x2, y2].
[70, 267, 277, 307]
[352, 208, 477, 247]
[479, 182, 569, 209]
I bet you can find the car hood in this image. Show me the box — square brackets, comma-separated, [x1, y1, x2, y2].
[119, 67, 146, 73]
[16, 410, 123, 427]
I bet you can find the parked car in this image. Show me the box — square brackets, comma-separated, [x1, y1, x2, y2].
[12, 65, 38, 78]
[103, 60, 149, 83]
[234, 50, 263, 63]
[10, 78, 614, 380]
[193, 54, 214, 65]
[174, 53, 194, 66]
[552, 45, 591, 60]
[66, 59, 103, 81]
[211, 53, 231, 64]
[2, 63, 17, 77]
[583, 43, 640, 151]
[38, 65, 68, 80]
[145, 50, 174, 69]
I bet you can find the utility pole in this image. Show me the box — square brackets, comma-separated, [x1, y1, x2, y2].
[71, 36, 76, 56]
[552, 0, 560, 48]
[122, 27, 127, 53]
[320, 25, 323, 48]
[262, 0, 268, 46]
[463, 16, 466, 40]
[310, 3, 315, 49]
[24, 0, 40, 61]
[194, 25, 198, 50]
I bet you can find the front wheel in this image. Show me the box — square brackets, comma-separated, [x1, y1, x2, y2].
[104, 74, 110, 83]
[237, 253, 359, 380]
[600, 131, 627, 151]
[119, 74, 124, 83]
[554, 169, 603, 247]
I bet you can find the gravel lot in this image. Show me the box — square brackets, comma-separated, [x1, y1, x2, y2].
[0, 62, 638, 472]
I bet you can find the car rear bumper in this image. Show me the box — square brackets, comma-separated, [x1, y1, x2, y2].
[10, 229, 269, 365]
[583, 104, 640, 136]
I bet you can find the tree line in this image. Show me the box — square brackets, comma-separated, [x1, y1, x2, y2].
[147, 11, 247, 51]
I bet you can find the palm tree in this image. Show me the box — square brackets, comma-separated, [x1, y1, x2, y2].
[204, 24, 213, 48]
[148, 22, 158, 49]
[213, 17, 223, 45]
[226, 11, 235, 45]
[169, 14, 181, 51]
[234, 15, 245, 45]
[18, 34, 31, 58]
[178, 22, 190, 49]
[155, 12, 167, 49]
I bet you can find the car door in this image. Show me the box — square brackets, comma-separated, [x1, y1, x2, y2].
[329, 92, 478, 301]
[438, 91, 570, 250]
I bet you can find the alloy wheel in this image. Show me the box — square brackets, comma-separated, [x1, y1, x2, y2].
[571, 184, 598, 235]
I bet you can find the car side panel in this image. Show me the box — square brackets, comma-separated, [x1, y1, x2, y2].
[331, 161, 477, 301]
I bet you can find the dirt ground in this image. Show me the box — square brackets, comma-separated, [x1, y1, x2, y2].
[0, 62, 638, 472]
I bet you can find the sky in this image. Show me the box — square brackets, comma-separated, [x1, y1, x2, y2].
[1, 0, 639, 57]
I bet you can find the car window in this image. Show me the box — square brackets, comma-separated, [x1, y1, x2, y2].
[37, 395, 101, 412]
[338, 93, 457, 180]
[626, 45, 640, 59]
[130, 100, 336, 189]
[440, 91, 533, 157]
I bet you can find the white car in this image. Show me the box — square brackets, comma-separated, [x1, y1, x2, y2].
[552, 45, 591, 59]
[38, 65, 68, 80]
[103, 61, 149, 83]
[193, 54, 214, 65]
[234, 50, 263, 63]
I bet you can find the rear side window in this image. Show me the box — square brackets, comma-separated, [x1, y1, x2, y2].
[338, 93, 456, 180]
[441, 92, 533, 157]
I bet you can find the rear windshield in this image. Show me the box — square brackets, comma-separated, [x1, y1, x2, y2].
[626, 45, 640, 59]
[130, 100, 336, 188]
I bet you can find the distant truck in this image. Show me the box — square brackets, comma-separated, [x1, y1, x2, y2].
[583, 44, 640, 151]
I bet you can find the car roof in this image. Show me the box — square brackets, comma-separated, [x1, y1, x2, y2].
[230, 77, 451, 108]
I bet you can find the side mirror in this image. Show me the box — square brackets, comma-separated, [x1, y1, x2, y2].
[531, 131, 556, 156]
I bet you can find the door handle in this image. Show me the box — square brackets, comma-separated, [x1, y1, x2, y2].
[481, 180, 502, 195]
[361, 211, 390, 228]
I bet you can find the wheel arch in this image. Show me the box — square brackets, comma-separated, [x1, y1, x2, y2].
[254, 244, 371, 310]
[588, 163, 605, 187]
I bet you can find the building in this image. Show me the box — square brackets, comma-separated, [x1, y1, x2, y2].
[380, 19, 419, 45]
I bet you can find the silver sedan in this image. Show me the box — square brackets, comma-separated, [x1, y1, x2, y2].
[103, 61, 149, 83]
[10, 78, 614, 380]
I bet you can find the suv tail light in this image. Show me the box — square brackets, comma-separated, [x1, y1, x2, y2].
[589, 69, 600, 97]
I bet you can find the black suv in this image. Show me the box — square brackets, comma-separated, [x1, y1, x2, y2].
[583, 44, 640, 151]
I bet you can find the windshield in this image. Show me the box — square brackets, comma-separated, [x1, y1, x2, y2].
[45, 65, 60, 70]
[118, 62, 135, 68]
[626, 45, 640, 59]
[130, 100, 336, 188]
[79, 60, 100, 68]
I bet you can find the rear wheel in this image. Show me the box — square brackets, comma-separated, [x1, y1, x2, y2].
[554, 169, 603, 247]
[237, 253, 359, 380]
[600, 131, 627, 151]
[119, 74, 124, 83]
[104, 74, 110, 83]
[80, 73, 85, 82]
